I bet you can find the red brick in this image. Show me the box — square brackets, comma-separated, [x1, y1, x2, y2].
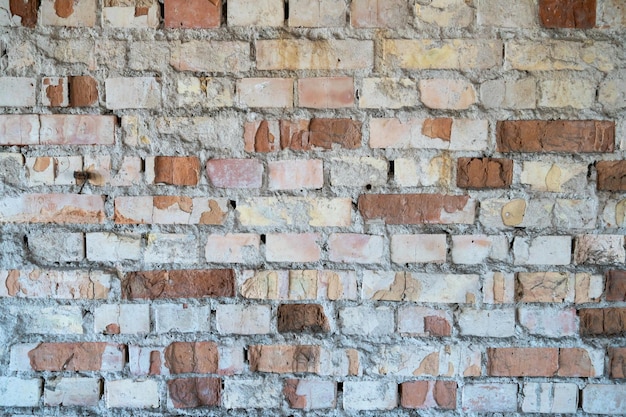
[28, 342, 125, 371]
[68, 76, 98, 107]
[597, 161, 626, 191]
[358, 194, 474, 224]
[457, 157, 513, 189]
[608, 347, 626, 378]
[497, 120, 614, 153]
[249, 345, 321, 373]
[606, 270, 626, 301]
[206, 159, 263, 188]
[165, 0, 221, 28]
[168, 377, 221, 408]
[558, 348, 596, 377]
[539, 0, 596, 28]
[580, 308, 626, 336]
[164, 342, 218, 374]
[401, 381, 456, 409]
[9, 0, 38, 27]
[277, 304, 330, 333]
[487, 348, 559, 376]
[154, 156, 200, 186]
[122, 269, 235, 299]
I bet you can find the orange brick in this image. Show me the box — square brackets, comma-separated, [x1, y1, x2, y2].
[488, 348, 559, 376]
[154, 156, 200, 186]
[165, 0, 221, 28]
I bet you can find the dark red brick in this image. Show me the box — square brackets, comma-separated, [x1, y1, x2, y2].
[277, 304, 330, 333]
[609, 347, 626, 378]
[154, 156, 200, 186]
[164, 342, 218, 374]
[9, 0, 38, 28]
[580, 308, 626, 336]
[539, 0, 596, 28]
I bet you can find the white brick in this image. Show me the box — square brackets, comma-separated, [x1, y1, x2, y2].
[390, 234, 447, 263]
[0, 77, 36, 106]
[451, 235, 508, 264]
[55, 156, 83, 184]
[288, 380, 336, 409]
[394, 155, 449, 187]
[458, 309, 515, 337]
[128, 346, 164, 376]
[521, 161, 588, 192]
[0, 377, 41, 406]
[462, 384, 517, 412]
[237, 78, 293, 108]
[218, 345, 245, 375]
[205, 233, 260, 263]
[343, 381, 397, 410]
[513, 236, 571, 265]
[330, 157, 387, 187]
[478, 0, 537, 27]
[288, 0, 346, 27]
[583, 384, 626, 414]
[480, 198, 554, 229]
[522, 383, 578, 414]
[153, 304, 210, 333]
[86, 232, 142, 262]
[44, 377, 100, 406]
[106, 380, 159, 408]
[215, 305, 271, 334]
[19, 306, 83, 334]
[519, 307, 577, 337]
[370, 344, 479, 377]
[538, 77, 596, 109]
[145, 233, 198, 264]
[105, 77, 161, 109]
[94, 304, 150, 335]
[554, 199, 597, 229]
[227, 0, 283, 26]
[223, 379, 281, 408]
[27, 231, 84, 262]
[339, 306, 394, 336]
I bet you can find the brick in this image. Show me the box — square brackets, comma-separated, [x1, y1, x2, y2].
[0, 114, 39, 145]
[168, 377, 220, 408]
[123, 269, 235, 299]
[415, 0, 474, 27]
[458, 309, 515, 337]
[205, 233, 260, 263]
[268, 159, 323, 190]
[40, 0, 96, 26]
[0, 193, 105, 224]
[176, 76, 235, 108]
[266, 233, 321, 263]
[559, 347, 603, 377]
[278, 304, 330, 333]
[394, 155, 450, 187]
[106, 380, 159, 408]
[539, 77, 596, 109]
[359, 194, 475, 224]
[68, 75, 98, 106]
[116, 196, 227, 225]
[128, 41, 170, 71]
[27, 230, 84, 262]
[607, 270, 626, 301]
[363, 271, 480, 303]
[343, 381, 397, 410]
[576, 272, 604, 303]
[227, 0, 282, 26]
[94, 304, 150, 335]
[237, 197, 352, 227]
[28, 342, 125, 371]
[484, 272, 515, 304]
[451, 235, 508, 264]
[462, 384, 517, 412]
[223, 379, 281, 409]
[18, 306, 83, 335]
[540, 0, 596, 28]
[609, 347, 626, 378]
[249, 345, 321, 373]
[257, 40, 373, 70]
[519, 307, 577, 337]
[391, 234, 447, 263]
[397, 306, 452, 336]
[583, 384, 626, 414]
[478, 0, 537, 27]
[360, 78, 418, 109]
[102, 0, 159, 28]
[284, 379, 336, 409]
[0, 0, 37, 27]
[488, 348, 559, 376]
[507, 40, 616, 72]
[602, 198, 626, 228]
[206, 159, 262, 189]
[298, 77, 354, 108]
[382, 39, 502, 70]
[0, 77, 36, 106]
[522, 383, 578, 413]
[328, 233, 384, 264]
[238, 78, 293, 108]
[86, 232, 141, 262]
[481, 78, 537, 109]
[521, 161, 588, 192]
[40, 114, 115, 145]
[574, 234, 625, 264]
[329, 156, 387, 187]
[597, 0, 626, 28]
[165, 341, 218, 374]
[340, 306, 394, 336]
[44, 377, 100, 406]
[239, 270, 357, 300]
[218, 346, 245, 376]
[215, 305, 270, 334]
[516, 272, 573, 302]
[171, 41, 251, 73]
[514, 236, 572, 265]
[370, 345, 478, 377]
[105, 77, 160, 109]
[154, 304, 210, 333]
[579, 308, 626, 336]
[598, 160, 626, 191]
[288, 0, 344, 26]
[419, 79, 476, 110]
[165, 0, 220, 28]
[371, 118, 485, 149]
[145, 233, 197, 264]
[457, 157, 513, 189]
[0, 269, 110, 299]
[401, 380, 456, 409]
[153, 156, 200, 186]
[351, 0, 408, 27]
[0, 377, 41, 406]
[497, 120, 614, 153]
[599, 71, 626, 110]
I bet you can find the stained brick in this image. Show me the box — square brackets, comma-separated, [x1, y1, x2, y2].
[68, 76, 98, 107]
[609, 347, 626, 378]
[401, 381, 457, 409]
[28, 342, 125, 371]
[487, 347, 559, 376]
[154, 156, 200, 186]
[606, 270, 626, 301]
[539, 0, 596, 28]
[278, 304, 330, 333]
[206, 159, 263, 189]
[457, 157, 513, 189]
[123, 269, 235, 299]
[249, 345, 321, 374]
[168, 378, 221, 408]
[580, 308, 626, 336]
[358, 194, 475, 224]
[164, 342, 218, 374]
[597, 160, 626, 191]
[8, 0, 38, 27]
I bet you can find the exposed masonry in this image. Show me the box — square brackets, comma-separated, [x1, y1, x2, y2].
[0, 0, 625, 415]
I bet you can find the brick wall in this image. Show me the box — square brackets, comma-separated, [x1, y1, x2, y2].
[0, 0, 625, 414]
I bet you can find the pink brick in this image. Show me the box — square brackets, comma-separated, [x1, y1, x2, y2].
[462, 384, 517, 412]
[0, 194, 105, 223]
[0, 115, 40, 145]
[266, 233, 321, 262]
[391, 234, 447, 263]
[269, 160, 323, 190]
[39, 115, 115, 145]
[328, 233, 384, 264]
[238, 78, 293, 108]
[419, 79, 476, 110]
[205, 234, 260, 263]
[518, 307, 577, 337]
[207, 159, 263, 188]
[298, 77, 354, 108]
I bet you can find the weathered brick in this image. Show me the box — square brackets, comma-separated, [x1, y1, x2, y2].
[86, 232, 141, 262]
[519, 307, 577, 337]
[164, 341, 218, 374]
[227, 0, 282, 26]
[94, 304, 150, 335]
[506, 40, 616, 72]
[559, 347, 603, 377]
[478, 0, 537, 27]
[168, 377, 220, 408]
[580, 308, 626, 336]
[415, 0, 474, 27]
[0, 193, 105, 223]
[488, 348, 559, 376]
[215, 305, 271, 334]
[27, 230, 84, 263]
[359, 194, 475, 224]
[575, 272, 604, 303]
[44, 377, 100, 406]
[351, 0, 408, 27]
[298, 77, 354, 108]
[171, 41, 251, 73]
[0, 377, 41, 406]
[574, 234, 625, 264]
[583, 384, 626, 414]
[0, 269, 110, 299]
[123, 269, 235, 299]
[237, 197, 352, 228]
[256, 40, 374, 70]
[419, 79, 476, 110]
[599, 71, 626, 110]
[390, 234, 447, 264]
[457, 157, 513, 189]
[516, 272, 574, 303]
[330, 156, 387, 187]
[102, 0, 159, 28]
[606, 270, 626, 301]
[0, 114, 39, 145]
[153, 304, 210, 333]
[397, 306, 452, 336]
[205, 233, 260, 263]
[481, 78, 537, 109]
[609, 347, 626, 378]
[340, 306, 394, 336]
[0, 77, 36, 106]
[28, 342, 125, 371]
[116, 196, 228, 225]
[237, 78, 293, 108]
[401, 380, 457, 409]
[266, 233, 321, 263]
[538, 77, 596, 109]
[522, 383, 578, 413]
[521, 161, 588, 192]
[484, 272, 515, 304]
[597, 0, 626, 28]
[451, 235, 508, 264]
[539, 0, 596, 28]
[206, 159, 262, 189]
[68, 76, 98, 106]
[343, 381, 397, 410]
[18, 305, 83, 335]
[268, 159, 323, 190]
[458, 309, 515, 337]
[278, 304, 330, 333]
[0, 0, 38, 27]
[394, 155, 450, 187]
[497, 120, 614, 152]
[164, 0, 220, 28]
[105, 77, 160, 109]
[462, 384, 518, 412]
[249, 345, 321, 373]
[328, 233, 384, 264]
[514, 236, 572, 265]
[597, 160, 626, 191]
[40, 0, 96, 26]
[284, 379, 336, 409]
[153, 156, 200, 186]
[145, 233, 198, 264]
[359, 78, 418, 109]
[222, 379, 281, 409]
[106, 380, 159, 408]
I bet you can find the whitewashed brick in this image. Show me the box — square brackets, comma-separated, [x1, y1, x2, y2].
[45, 377, 100, 406]
[370, 344, 479, 377]
[106, 380, 159, 408]
[554, 199, 597, 229]
[583, 385, 626, 414]
[478, 0, 537, 27]
[153, 304, 210, 333]
[330, 157, 387, 187]
[287, 380, 336, 409]
[145, 233, 198, 264]
[484, 272, 515, 304]
[519, 307, 577, 337]
[215, 304, 271, 334]
[451, 235, 508, 264]
[19, 306, 83, 334]
[105, 77, 161, 109]
[227, 0, 283, 26]
[462, 384, 517, 412]
[574, 234, 626, 264]
[521, 161, 588, 192]
[0, 77, 36, 106]
[223, 379, 282, 408]
[0, 377, 41, 406]
[86, 232, 142, 262]
[522, 383, 578, 414]
[397, 306, 453, 336]
[94, 304, 150, 335]
[343, 381, 397, 410]
[513, 236, 571, 265]
[360, 78, 418, 109]
[481, 78, 537, 109]
[205, 233, 260, 263]
[458, 309, 515, 337]
[339, 306, 394, 336]
[391, 234, 447, 263]
[394, 155, 450, 187]
[27, 231, 84, 262]
[539, 77, 596, 109]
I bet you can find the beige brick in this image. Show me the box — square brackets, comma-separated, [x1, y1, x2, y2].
[538, 78, 596, 109]
[105, 77, 160, 109]
[205, 234, 260, 263]
[394, 155, 450, 187]
[506, 40, 616, 72]
[597, 0, 626, 28]
[516, 272, 574, 303]
[359, 78, 418, 109]
[0, 77, 36, 106]
[480, 78, 537, 109]
[288, 0, 345, 27]
[391, 234, 447, 264]
[451, 235, 509, 264]
[128, 41, 170, 71]
[227, 0, 283, 26]
[106, 380, 159, 408]
[171, 41, 251, 73]
[415, 0, 474, 28]
[478, 0, 537, 27]
[257, 40, 374, 70]
[176, 76, 235, 108]
[215, 305, 271, 334]
[237, 197, 352, 228]
[40, 0, 96, 26]
[574, 234, 626, 264]
[237, 78, 293, 108]
[479, 198, 554, 229]
[0, 269, 111, 299]
[86, 232, 142, 262]
[45, 377, 100, 406]
[239, 270, 357, 300]
[419, 78, 476, 109]
[351, 0, 408, 28]
[575, 273, 603, 303]
[599, 70, 626, 110]
[382, 39, 502, 70]
[102, 1, 159, 28]
[18, 306, 83, 334]
[328, 233, 384, 264]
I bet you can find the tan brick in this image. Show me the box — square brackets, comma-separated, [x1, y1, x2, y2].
[237, 197, 352, 228]
[415, 0, 474, 28]
[237, 78, 293, 108]
[597, 160, 626, 191]
[506, 40, 616, 72]
[351, 0, 408, 27]
[171, 41, 251, 73]
[288, 0, 345, 27]
[419, 79, 476, 109]
[239, 270, 357, 300]
[227, 0, 283, 26]
[516, 272, 574, 302]
[257, 40, 374, 70]
[249, 345, 321, 373]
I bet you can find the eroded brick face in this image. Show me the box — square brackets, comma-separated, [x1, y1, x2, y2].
[539, 0, 596, 28]
[457, 157, 513, 188]
[277, 304, 330, 333]
[597, 160, 626, 191]
[123, 269, 235, 299]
